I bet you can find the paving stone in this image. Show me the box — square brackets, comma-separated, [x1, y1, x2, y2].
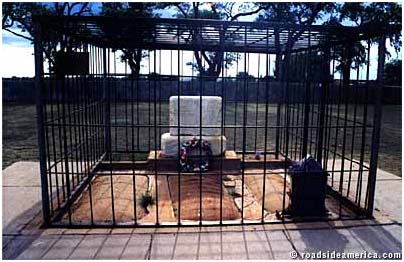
[120, 234, 152, 260]
[17, 235, 60, 259]
[2, 162, 403, 260]
[2, 162, 41, 187]
[349, 224, 402, 254]
[86, 228, 112, 235]
[171, 233, 199, 260]
[198, 233, 223, 260]
[41, 234, 83, 259]
[2, 235, 15, 249]
[264, 230, 296, 260]
[2, 187, 41, 233]
[149, 233, 177, 260]
[68, 235, 107, 259]
[94, 234, 131, 259]
[287, 228, 365, 254]
[221, 232, 248, 260]
[243, 231, 272, 259]
[3, 235, 41, 260]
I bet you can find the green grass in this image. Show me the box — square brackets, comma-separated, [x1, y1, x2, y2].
[2, 102, 401, 176]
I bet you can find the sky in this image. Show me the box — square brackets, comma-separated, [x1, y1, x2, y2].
[1, 2, 402, 79]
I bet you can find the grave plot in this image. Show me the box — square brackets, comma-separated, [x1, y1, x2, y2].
[64, 170, 291, 225]
[36, 16, 388, 227]
[59, 95, 360, 226]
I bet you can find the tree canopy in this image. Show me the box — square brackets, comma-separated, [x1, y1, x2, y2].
[158, 3, 269, 80]
[100, 2, 159, 77]
[2, 2, 92, 73]
[2, 2, 402, 80]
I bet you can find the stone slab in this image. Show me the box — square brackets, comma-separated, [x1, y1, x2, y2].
[161, 132, 226, 156]
[169, 96, 222, 136]
[68, 235, 108, 260]
[147, 150, 241, 172]
[94, 235, 131, 259]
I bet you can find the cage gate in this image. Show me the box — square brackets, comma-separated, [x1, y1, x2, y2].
[34, 16, 394, 227]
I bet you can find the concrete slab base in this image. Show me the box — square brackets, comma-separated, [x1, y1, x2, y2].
[2, 161, 402, 260]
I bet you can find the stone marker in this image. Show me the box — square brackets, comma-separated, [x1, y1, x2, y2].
[161, 96, 227, 157]
[169, 96, 222, 136]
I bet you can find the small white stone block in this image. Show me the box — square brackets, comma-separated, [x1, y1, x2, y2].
[161, 133, 226, 157]
[169, 96, 222, 136]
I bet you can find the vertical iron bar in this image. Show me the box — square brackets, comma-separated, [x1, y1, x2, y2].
[338, 43, 353, 217]
[130, 55, 138, 225]
[241, 26, 248, 223]
[34, 20, 51, 226]
[301, 31, 312, 158]
[86, 44, 94, 225]
[49, 76, 61, 209]
[254, 54, 260, 152]
[366, 35, 386, 215]
[234, 58, 239, 151]
[356, 41, 371, 206]
[316, 47, 330, 164]
[261, 28, 270, 222]
[153, 33, 159, 225]
[347, 62, 360, 198]
[219, 26, 225, 225]
[60, 63, 72, 225]
[281, 30, 292, 220]
[104, 47, 115, 225]
[177, 23, 182, 225]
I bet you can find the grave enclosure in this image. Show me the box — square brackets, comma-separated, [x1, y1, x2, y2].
[33, 16, 396, 227]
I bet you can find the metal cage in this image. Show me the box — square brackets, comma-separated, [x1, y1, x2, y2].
[34, 15, 393, 227]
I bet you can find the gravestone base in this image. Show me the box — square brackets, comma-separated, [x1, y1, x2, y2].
[161, 132, 226, 157]
[147, 150, 240, 172]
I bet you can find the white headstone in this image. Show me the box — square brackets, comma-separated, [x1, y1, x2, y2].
[169, 96, 222, 136]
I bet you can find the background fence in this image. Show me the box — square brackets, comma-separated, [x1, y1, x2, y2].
[3, 77, 402, 104]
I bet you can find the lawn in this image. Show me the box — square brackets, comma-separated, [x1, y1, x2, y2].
[2, 102, 402, 176]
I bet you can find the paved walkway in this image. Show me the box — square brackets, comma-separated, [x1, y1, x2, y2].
[2, 162, 402, 260]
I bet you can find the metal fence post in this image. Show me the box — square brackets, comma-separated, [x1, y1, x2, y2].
[103, 48, 111, 158]
[34, 19, 51, 226]
[301, 31, 312, 159]
[366, 35, 386, 216]
[316, 47, 330, 164]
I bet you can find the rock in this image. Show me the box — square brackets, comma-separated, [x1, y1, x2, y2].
[169, 96, 223, 136]
[223, 180, 236, 188]
[161, 133, 226, 157]
[234, 180, 243, 197]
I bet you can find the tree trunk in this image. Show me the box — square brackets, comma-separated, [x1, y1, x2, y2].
[123, 49, 142, 78]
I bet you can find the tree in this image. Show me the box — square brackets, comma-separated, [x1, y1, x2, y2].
[338, 2, 401, 52]
[256, 2, 401, 81]
[2, 2, 93, 73]
[384, 59, 402, 86]
[100, 2, 158, 78]
[336, 2, 401, 85]
[162, 2, 267, 80]
[256, 3, 335, 79]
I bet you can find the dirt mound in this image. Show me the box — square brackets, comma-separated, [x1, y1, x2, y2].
[68, 175, 150, 223]
[168, 174, 240, 221]
[245, 171, 290, 214]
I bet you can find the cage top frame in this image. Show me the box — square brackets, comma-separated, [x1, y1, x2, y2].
[34, 15, 397, 54]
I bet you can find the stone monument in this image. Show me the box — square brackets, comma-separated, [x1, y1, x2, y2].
[161, 96, 226, 157]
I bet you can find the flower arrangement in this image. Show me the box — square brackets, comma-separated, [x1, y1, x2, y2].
[179, 137, 212, 172]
